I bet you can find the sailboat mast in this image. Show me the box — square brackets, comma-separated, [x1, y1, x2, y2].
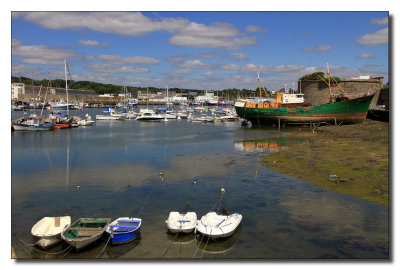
[64, 59, 69, 116]
[327, 62, 332, 103]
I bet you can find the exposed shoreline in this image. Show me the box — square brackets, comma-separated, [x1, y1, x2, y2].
[262, 119, 389, 206]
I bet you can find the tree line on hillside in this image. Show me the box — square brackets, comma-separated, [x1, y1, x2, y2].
[11, 76, 261, 98]
[13, 73, 340, 99]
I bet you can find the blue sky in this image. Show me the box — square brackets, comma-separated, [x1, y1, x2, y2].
[11, 11, 389, 91]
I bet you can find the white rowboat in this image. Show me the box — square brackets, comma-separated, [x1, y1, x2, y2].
[31, 216, 71, 249]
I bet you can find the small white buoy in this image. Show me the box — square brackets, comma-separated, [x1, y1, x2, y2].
[77, 185, 81, 189]
[221, 188, 225, 194]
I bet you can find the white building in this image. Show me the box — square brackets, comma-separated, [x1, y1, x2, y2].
[11, 83, 25, 99]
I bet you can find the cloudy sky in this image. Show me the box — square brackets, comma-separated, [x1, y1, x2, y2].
[11, 10, 389, 91]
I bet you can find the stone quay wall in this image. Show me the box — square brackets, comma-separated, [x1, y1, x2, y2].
[299, 77, 384, 109]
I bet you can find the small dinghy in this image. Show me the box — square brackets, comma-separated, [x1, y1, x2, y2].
[31, 216, 71, 249]
[166, 212, 197, 233]
[195, 212, 242, 240]
[105, 217, 142, 244]
[61, 217, 111, 251]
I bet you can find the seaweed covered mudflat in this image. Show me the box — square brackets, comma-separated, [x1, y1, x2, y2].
[263, 119, 389, 206]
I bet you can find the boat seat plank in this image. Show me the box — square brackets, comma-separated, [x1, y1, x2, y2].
[109, 225, 139, 229]
[69, 227, 105, 231]
[117, 219, 140, 223]
[76, 231, 100, 237]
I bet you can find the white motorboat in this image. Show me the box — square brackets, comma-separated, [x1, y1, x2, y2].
[190, 114, 215, 123]
[166, 212, 197, 234]
[136, 111, 164, 121]
[78, 114, 95, 126]
[31, 216, 71, 249]
[195, 212, 242, 239]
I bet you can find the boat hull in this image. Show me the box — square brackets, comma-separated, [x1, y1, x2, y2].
[31, 216, 71, 249]
[166, 212, 197, 234]
[235, 94, 374, 125]
[196, 212, 242, 240]
[61, 218, 111, 251]
[105, 217, 142, 245]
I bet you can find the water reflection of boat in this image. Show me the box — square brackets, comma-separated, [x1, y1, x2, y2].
[166, 231, 196, 244]
[195, 224, 242, 255]
[105, 236, 141, 259]
[234, 137, 307, 152]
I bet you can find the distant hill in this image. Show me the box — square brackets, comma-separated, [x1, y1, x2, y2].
[11, 76, 257, 99]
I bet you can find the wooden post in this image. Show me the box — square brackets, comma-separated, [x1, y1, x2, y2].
[278, 118, 281, 130]
[334, 117, 337, 126]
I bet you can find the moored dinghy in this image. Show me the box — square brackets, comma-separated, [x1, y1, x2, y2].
[195, 212, 242, 240]
[31, 216, 71, 249]
[61, 217, 111, 251]
[166, 212, 197, 234]
[105, 217, 142, 244]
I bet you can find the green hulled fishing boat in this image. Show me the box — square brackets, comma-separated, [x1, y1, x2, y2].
[235, 70, 375, 126]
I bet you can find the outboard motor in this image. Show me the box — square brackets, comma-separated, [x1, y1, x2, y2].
[222, 205, 229, 216]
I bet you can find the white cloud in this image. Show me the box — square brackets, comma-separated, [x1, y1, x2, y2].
[241, 63, 270, 72]
[78, 39, 108, 47]
[21, 58, 64, 65]
[167, 56, 184, 62]
[12, 39, 78, 65]
[18, 12, 190, 36]
[168, 69, 192, 77]
[17, 12, 258, 50]
[89, 55, 160, 65]
[203, 71, 216, 76]
[356, 53, 375, 59]
[169, 22, 258, 50]
[79, 39, 99, 46]
[177, 59, 216, 69]
[300, 45, 332, 51]
[221, 64, 241, 70]
[245, 25, 267, 34]
[232, 53, 248, 60]
[370, 17, 389, 25]
[357, 28, 388, 46]
[86, 63, 149, 74]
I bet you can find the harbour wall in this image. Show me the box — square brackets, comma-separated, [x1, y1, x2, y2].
[299, 77, 384, 108]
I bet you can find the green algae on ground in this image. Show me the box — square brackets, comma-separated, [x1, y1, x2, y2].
[262, 120, 389, 206]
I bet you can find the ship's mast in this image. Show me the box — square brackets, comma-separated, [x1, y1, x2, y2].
[327, 62, 332, 103]
[64, 59, 69, 116]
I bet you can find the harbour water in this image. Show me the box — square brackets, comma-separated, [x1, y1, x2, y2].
[11, 108, 388, 259]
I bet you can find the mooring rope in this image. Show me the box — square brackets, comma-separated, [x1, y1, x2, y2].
[12, 233, 74, 256]
[199, 229, 213, 259]
[96, 233, 112, 259]
[137, 184, 155, 217]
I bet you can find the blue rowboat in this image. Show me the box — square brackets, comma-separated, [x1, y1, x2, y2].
[105, 217, 142, 244]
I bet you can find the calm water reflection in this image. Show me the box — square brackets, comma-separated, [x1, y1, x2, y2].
[11, 108, 388, 259]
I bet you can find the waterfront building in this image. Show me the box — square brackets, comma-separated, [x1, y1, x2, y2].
[11, 83, 25, 99]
